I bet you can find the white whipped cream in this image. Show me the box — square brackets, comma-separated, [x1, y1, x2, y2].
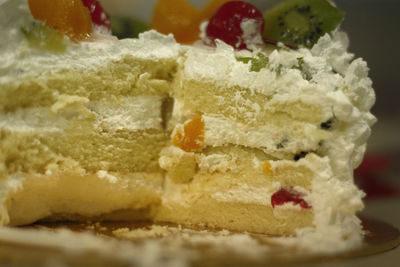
[0, 95, 163, 132]
[88, 96, 163, 131]
[212, 183, 281, 206]
[202, 115, 329, 155]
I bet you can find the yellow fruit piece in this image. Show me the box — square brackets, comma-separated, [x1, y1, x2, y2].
[28, 0, 93, 41]
[151, 0, 198, 43]
[151, 0, 237, 44]
[262, 160, 273, 175]
[172, 115, 205, 152]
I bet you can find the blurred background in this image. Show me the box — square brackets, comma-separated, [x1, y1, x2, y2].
[99, 2, 400, 262]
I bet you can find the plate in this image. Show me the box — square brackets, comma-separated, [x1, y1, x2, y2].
[0, 216, 398, 266]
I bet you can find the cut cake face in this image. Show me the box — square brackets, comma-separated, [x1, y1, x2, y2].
[0, 0, 375, 253]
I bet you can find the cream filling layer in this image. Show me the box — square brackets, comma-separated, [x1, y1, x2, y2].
[88, 96, 163, 131]
[202, 115, 329, 155]
[211, 183, 279, 206]
[0, 95, 164, 132]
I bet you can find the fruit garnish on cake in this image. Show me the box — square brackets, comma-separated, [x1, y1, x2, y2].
[27, 0, 93, 41]
[81, 0, 111, 33]
[21, 22, 68, 52]
[151, 0, 344, 51]
[22, 0, 111, 52]
[172, 115, 205, 152]
[205, 1, 265, 49]
[271, 187, 311, 209]
[263, 0, 345, 48]
[0, 0, 376, 254]
[151, 0, 233, 43]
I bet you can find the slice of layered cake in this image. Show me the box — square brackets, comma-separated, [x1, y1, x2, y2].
[0, 0, 180, 225]
[0, 0, 376, 252]
[156, 2, 375, 246]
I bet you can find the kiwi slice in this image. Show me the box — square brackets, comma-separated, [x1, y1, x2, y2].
[21, 22, 67, 53]
[236, 53, 270, 72]
[110, 15, 148, 39]
[263, 0, 345, 48]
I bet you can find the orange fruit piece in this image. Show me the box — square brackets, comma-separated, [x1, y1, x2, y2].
[262, 160, 273, 175]
[28, 0, 93, 41]
[172, 115, 205, 152]
[151, 0, 238, 44]
[151, 0, 198, 43]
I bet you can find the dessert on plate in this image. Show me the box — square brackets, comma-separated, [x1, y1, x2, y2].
[0, 0, 375, 252]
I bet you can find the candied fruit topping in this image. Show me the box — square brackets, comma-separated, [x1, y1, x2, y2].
[28, 0, 93, 41]
[193, 0, 235, 40]
[200, 0, 235, 21]
[110, 16, 148, 39]
[151, 0, 232, 44]
[206, 1, 264, 49]
[82, 0, 111, 32]
[21, 22, 67, 53]
[271, 187, 311, 209]
[263, 0, 345, 48]
[151, 0, 198, 43]
[172, 115, 205, 152]
[236, 52, 269, 72]
[262, 161, 273, 175]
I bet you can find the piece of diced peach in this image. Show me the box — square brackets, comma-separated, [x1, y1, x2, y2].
[172, 115, 205, 152]
[28, 0, 93, 41]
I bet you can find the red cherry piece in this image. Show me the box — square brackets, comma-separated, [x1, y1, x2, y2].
[271, 187, 311, 209]
[206, 1, 264, 49]
[81, 0, 111, 31]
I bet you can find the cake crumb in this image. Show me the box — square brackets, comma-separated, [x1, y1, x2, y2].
[113, 225, 172, 239]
